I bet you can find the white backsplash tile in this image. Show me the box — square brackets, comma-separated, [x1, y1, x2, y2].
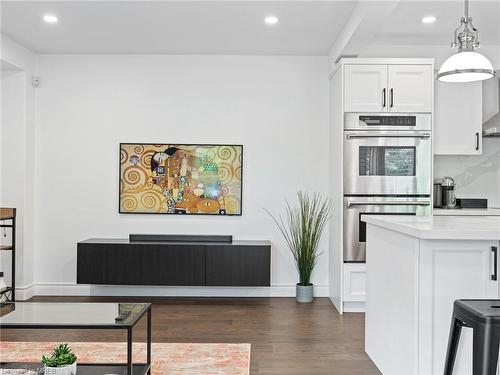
[434, 138, 500, 208]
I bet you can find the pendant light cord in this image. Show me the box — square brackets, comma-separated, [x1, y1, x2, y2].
[464, 0, 469, 19]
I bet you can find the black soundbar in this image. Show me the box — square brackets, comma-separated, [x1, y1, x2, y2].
[129, 234, 233, 243]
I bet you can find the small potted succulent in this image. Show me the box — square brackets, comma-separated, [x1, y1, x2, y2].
[42, 343, 77, 375]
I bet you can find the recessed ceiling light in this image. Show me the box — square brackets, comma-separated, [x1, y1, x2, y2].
[264, 15, 279, 26]
[43, 14, 58, 24]
[422, 16, 437, 24]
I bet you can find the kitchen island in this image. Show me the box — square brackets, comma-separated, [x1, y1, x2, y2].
[363, 215, 500, 375]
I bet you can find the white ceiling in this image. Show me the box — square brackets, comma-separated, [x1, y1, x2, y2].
[1, 1, 499, 55]
[0, 1, 356, 55]
[374, 0, 500, 45]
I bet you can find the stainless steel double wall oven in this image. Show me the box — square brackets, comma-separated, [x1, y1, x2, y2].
[343, 113, 432, 262]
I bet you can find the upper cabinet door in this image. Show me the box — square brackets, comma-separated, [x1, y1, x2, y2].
[434, 80, 482, 155]
[345, 65, 388, 112]
[388, 65, 433, 113]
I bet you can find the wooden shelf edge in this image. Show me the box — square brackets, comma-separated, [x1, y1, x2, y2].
[0, 208, 16, 221]
[0, 245, 13, 251]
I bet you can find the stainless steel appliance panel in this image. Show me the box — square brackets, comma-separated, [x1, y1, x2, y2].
[345, 113, 432, 131]
[343, 130, 432, 195]
[343, 196, 431, 262]
[433, 181, 443, 208]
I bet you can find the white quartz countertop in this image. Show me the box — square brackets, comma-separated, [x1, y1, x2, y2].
[362, 215, 500, 240]
[433, 208, 500, 216]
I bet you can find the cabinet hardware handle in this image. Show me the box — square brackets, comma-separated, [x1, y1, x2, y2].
[492, 246, 497, 281]
[475, 132, 480, 151]
[346, 133, 430, 139]
[390, 88, 394, 108]
[346, 200, 431, 207]
[382, 88, 386, 108]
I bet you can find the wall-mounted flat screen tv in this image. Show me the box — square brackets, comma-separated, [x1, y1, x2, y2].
[120, 143, 243, 215]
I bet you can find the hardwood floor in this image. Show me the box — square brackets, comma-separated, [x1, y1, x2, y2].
[2, 297, 381, 374]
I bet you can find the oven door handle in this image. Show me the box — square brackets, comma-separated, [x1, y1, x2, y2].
[346, 133, 431, 139]
[346, 200, 431, 208]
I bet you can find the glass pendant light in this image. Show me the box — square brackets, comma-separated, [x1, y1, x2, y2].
[437, 0, 495, 82]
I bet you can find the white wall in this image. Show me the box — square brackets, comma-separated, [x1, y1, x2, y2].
[1, 72, 25, 289]
[33, 55, 330, 296]
[0, 35, 37, 298]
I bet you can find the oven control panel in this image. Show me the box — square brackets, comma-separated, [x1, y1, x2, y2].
[359, 116, 416, 126]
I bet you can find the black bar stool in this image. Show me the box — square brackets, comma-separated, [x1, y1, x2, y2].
[444, 299, 500, 375]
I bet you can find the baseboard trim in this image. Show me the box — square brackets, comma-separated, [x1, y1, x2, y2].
[329, 296, 342, 314]
[343, 301, 365, 313]
[16, 284, 36, 301]
[30, 283, 330, 298]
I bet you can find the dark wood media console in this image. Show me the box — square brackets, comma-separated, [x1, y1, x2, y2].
[77, 236, 271, 287]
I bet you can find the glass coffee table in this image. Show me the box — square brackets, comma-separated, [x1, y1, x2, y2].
[0, 302, 151, 375]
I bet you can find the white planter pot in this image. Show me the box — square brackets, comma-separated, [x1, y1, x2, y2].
[44, 362, 77, 375]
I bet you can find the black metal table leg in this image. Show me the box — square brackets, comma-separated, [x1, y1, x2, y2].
[127, 327, 133, 375]
[147, 307, 152, 375]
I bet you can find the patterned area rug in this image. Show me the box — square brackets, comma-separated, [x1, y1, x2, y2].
[0, 342, 251, 375]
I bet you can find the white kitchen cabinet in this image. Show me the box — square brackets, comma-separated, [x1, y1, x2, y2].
[344, 64, 433, 113]
[388, 65, 433, 113]
[342, 263, 366, 302]
[418, 240, 499, 375]
[330, 58, 434, 316]
[482, 77, 499, 124]
[434, 80, 482, 155]
[344, 65, 387, 112]
[364, 215, 500, 375]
